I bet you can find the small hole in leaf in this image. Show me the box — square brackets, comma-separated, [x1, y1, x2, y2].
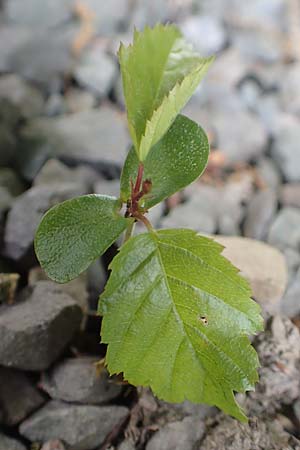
[199, 316, 208, 325]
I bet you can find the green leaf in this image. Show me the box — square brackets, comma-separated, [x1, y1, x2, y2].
[119, 24, 214, 161]
[35, 195, 131, 283]
[120, 114, 209, 209]
[99, 229, 263, 421]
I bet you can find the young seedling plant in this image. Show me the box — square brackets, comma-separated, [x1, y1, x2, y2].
[35, 24, 263, 422]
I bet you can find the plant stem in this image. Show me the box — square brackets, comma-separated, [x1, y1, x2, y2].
[123, 221, 135, 244]
[134, 163, 144, 193]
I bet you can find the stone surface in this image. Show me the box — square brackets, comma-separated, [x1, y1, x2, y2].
[65, 88, 96, 113]
[0, 168, 25, 197]
[0, 281, 82, 370]
[41, 441, 66, 450]
[0, 433, 26, 450]
[280, 183, 300, 208]
[79, 0, 129, 34]
[244, 189, 277, 240]
[41, 357, 122, 404]
[214, 236, 287, 315]
[280, 62, 300, 116]
[280, 269, 300, 318]
[256, 157, 282, 190]
[94, 178, 121, 198]
[4, 183, 87, 260]
[146, 416, 205, 450]
[0, 367, 45, 425]
[0, 25, 31, 72]
[268, 207, 300, 251]
[20, 401, 129, 450]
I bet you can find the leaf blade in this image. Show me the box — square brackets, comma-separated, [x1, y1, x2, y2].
[35, 195, 131, 283]
[99, 229, 263, 421]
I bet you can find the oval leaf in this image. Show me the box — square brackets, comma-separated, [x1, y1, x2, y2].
[119, 24, 214, 161]
[35, 195, 131, 283]
[120, 115, 209, 209]
[99, 229, 263, 421]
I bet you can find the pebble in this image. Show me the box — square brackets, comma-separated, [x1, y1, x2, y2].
[280, 183, 300, 208]
[267, 207, 300, 251]
[0, 367, 45, 425]
[64, 88, 96, 114]
[79, 0, 129, 34]
[256, 157, 282, 190]
[19, 400, 129, 450]
[280, 269, 300, 318]
[41, 357, 122, 404]
[0, 168, 25, 197]
[280, 62, 300, 116]
[214, 236, 287, 315]
[41, 441, 66, 450]
[0, 25, 31, 72]
[0, 281, 82, 370]
[0, 433, 26, 450]
[244, 189, 277, 240]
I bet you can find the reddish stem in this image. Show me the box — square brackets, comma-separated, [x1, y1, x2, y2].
[134, 163, 144, 194]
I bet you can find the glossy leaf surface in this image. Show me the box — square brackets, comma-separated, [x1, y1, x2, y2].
[99, 229, 263, 421]
[120, 115, 209, 209]
[35, 195, 130, 283]
[119, 24, 213, 161]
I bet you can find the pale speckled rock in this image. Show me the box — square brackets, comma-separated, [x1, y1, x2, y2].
[0, 433, 26, 450]
[214, 236, 287, 315]
[244, 189, 277, 240]
[268, 207, 300, 251]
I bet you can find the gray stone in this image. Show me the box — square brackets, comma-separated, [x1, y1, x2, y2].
[0, 433, 26, 450]
[271, 115, 300, 182]
[4, 183, 87, 260]
[280, 183, 300, 208]
[41, 441, 66, 450]
[214, 236, 287, 315]
[0, 186, 13, 217]
[0, 25, 31, 72]
[226, 0, 286, 29]
[0, 124, 16, 167]
[87, 258, 107, 307]
[280, 269, 300, 318]
[94, 179, 121, 197]
[79, 0, 129, 34]
[65, 88, 96, 113]
[0, 74, 44, 119]
[44, 94, 66, 117]
[268, 207, 300, 251]
[280, 62, 300, 116]
[22, 106, 129, 170]
[0, 281, 82, 370]
[20, 400, 129, 450]
[74, 46, 118, 98]
[256, 157, 282, 190]
[118, 440, 135, 450]
[0, 168, 25, 197]
[146, 416, 205, 450]
[0, 367, 45, 425]
[283, 248, 300, 280]
[244, 190, 277, 240]
[181, 15, 227, 56]
[41, 357, 122, 404]
[129, 0, 174, 29]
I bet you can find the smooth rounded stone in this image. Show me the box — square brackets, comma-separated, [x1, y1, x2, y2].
[118, 439, 135, 450]
[256, 157, 282, 190]
[41, 357, 122, 404]
[246, 316, 300, 417]
[214, 236, 287, 315]
[204, 48, 249, 89]
[34, 159, 99, 191]
[65, 88, 96, 113]
[280, 183, 300, 208]
[44, 94, 66, 117]
[267, 207, 300, 251]
[0, 124, 16, 166]
[0, 433, 26, 450]
[94, 178, 121, 197]
[0, 25, 31, 72]
[87, 258, 107, 308]
[41, 441, 66, 450]
[226, 0, 286, 28]
[74, 46, 118, 98]
[271, 115, 300, 182]
[199, 415, 300, 450]
[180, 15, 227, 56]
[4, 183, 88, 260]
[283, 248, 300, 280]
[244, 189, 277, 240]
[0, 367, 45, 425]
[280, 269, 300, 318]
[146, 416, 205, 450]
[22, 106, 129, 170]
[19, 400, 129, 450]
[0, 168, 25, 197]
[280, 62, 300, 116]
[255, 94, 282, 135]
[4, 0, 73, 29]
[78, 0, 129, 34]
[0, 281, 82, 371]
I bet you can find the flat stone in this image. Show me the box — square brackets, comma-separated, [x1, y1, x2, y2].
[280, 269, 300, 318]
[19, 401, 129, 450]
[4, 183, 88, 260]
[146, 416, 205, 450]
[0, 281, 82, 370]
[280, 183, 300, 208]
[0, 367, 45, 425]
[0, 433, 26, 450]
[41, 357, 122, 404]
[214, 236, 287, 315]
[268, 207, 300, 251]
[244, 190, 277, 240]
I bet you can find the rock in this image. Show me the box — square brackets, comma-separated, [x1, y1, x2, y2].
[41, 441, 66, 450]
[256, 157, 282, 190]
[0, 186, 13, 217]
[0, 124, 16, 167]
[34, 159, 98, 191]
[180, 15, 227, 56]
[283, 248, 300, 280]
[44, 93, 65, 117]
[74, 46, 118, 98]
[0, 281, 82, 370]
[280, 183, 300, 208]
[22, 106, 129, 172]
[94, 179, 121, 197]
[244, 190, 277, 240]
[226, 0, 286, 29]
[214, 236, 287, 315]
[146, 416, 205, 450]
[65, 88, 96, 113]
[0, 168, 25, 197]
[0, 367, 45, 425]
[4, 183, 88, 260]
[87, 258, 107, 308]
[268, 207, 300, 251]
[280, 62, 300, 116]
[79, 0, 129, 34]
[0, 74, 44, 119]
[4, 0, 73, 29]
[118, 440, 135, 450]
[246, 316, 300, 415]
[271, 115, 300, 182]
[280, 269, 300, 318]
[199, 415, 300, 450]
[0, 433, 26, 450]
[41, 357, 122, 404]
[19, 401, 129, 450]
[14, 136, 52, 182]
[0, 25, 31, 72]
[129, 0, 174, 29]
